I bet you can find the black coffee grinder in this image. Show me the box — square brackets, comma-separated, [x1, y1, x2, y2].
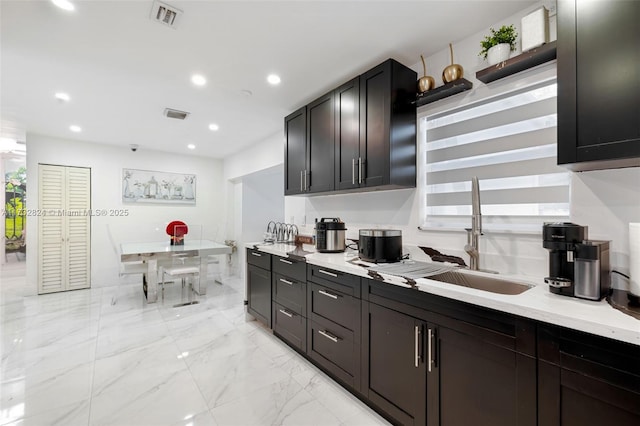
[542, 222, 611, 300]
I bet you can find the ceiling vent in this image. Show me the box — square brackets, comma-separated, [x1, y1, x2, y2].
[163, 108, 190, 120]
[150, 1, 183, 28]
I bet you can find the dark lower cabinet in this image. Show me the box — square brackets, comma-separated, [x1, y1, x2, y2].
[538, 325, 640, 426]
[363, 302, 426, 426]
[247, 263, 271, 327]
[428, 324, 536, 426]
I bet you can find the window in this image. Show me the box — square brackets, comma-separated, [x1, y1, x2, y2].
[420, 79, 569, 233]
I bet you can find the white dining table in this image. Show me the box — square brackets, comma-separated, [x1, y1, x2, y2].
[120, 239, 232, 303]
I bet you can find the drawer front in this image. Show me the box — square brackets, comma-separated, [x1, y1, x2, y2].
[307, 316, 359, 389]
[247, 248, 271, 270]
[273, 302, 306, 352]
[309, 283, 358, 331]
[273, 255, 306, 281]
[273, 273, 306, 316]
[307, 264, 360, 298]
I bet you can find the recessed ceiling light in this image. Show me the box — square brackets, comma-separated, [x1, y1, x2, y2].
[69, 125, 82, 133]
[187, 144, 196, 150]
[267, 74, 281, 85]
[208, 123, 219, 131]
[51, 0, 75, 11]
[55, 92, 70, 102]
[191, 74, 206, 86]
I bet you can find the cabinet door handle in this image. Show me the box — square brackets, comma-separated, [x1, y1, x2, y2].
[318, 329, 339, 343]
[279, 258, 293, 265]
[300, 170, 304, 191]
[358, 157, 363, 184]
[279, 309, 293, 318]
[352, 158, 356, 185]
[415, 325, 421, 368]
[427, 328, 433, 373]
[318, 289, 338, 299]
[318, 269, 338, 278]
[251, 252, 262, 257]
[280, 278, 294, 286]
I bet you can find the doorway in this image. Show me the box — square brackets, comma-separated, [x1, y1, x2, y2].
[3, 154, 27, 264]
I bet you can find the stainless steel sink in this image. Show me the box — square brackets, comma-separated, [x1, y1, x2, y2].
[426, 270, 534, 295]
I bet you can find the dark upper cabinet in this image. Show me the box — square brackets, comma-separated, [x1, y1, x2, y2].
[538, 325, 640, 426]
[335, 77, 361, 190]
[285, 58, 417, 196]
[284, 107, 307, 195]
[307, 92, 335, 193]
[557, 0, 640, 171]
[359, 59, 417, 189]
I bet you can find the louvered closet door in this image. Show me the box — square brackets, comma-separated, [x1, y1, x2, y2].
[39, 165, 66, 293]
[65, 167, 90, 290]
[38, 165, 91, 294]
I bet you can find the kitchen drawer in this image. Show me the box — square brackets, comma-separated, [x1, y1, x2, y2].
[273, 273, 306, 316]
[307, 316, 360, 390]
[307, 264, 361, 298]
[273, 302, 306, 352]
[247, 248, 271, 270]
[273, 255, 306, 282]
[309, 282, 358, 332]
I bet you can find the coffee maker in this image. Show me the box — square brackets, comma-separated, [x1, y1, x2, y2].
[542, 222, 611, 300]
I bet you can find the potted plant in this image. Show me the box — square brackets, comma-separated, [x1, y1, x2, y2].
[479, 25, 518, 65]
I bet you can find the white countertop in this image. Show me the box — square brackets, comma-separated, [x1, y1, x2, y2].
[249, 242, 640, 346]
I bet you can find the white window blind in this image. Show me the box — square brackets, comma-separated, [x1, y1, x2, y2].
[421, 79, 569, 233]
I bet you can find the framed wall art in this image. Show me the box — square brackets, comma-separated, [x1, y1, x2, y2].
[122, 168, 196, 204]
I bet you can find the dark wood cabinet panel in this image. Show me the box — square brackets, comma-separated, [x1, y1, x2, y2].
[557, 0, 640, 170]
[335, 77, 361, 190]
[272, 255, 306, 282]
[363, 302, 427, 426]
[247, 248, 271, 270]
[284, 107, 307, 195]
[307, 92, 335, 193]
[273, 273, 306, 317]
[273, 302, 306, 352]
[309, 282, 358, 332]
[359, 59, 417, 189]
[428, 325, 536, 426]
[247, 263, 271, 327]
[538, 324, 640, 426]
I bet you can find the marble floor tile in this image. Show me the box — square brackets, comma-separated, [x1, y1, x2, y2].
[1, 399, 91, 426]
[210, 376, 341, 426]
[0, 362, 94, 424]
[0, 264, 392, 426]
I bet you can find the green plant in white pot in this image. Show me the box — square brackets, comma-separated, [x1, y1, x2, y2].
[479, 25, 518, 65]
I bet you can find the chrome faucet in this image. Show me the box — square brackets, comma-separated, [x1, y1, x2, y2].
[464, 176, 482, 271]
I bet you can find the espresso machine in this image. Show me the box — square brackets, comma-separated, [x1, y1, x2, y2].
[542, 222, 611, 300]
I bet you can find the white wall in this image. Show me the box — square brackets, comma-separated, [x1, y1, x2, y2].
[222, 0, 639, 291]
[26, 134, 224, 292]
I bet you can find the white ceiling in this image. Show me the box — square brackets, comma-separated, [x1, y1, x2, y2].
[1, 0, 535, 159]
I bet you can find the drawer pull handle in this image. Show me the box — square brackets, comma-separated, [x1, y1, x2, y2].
[318, 329, 339, 343]
[251, 252, 262, 257]
[279, 309, 293, 318]
[318, 289, 338, 299]
[428, 328, 434, 373]
[279, 259, 293, 265]
[415, 325, 421, 368]
[318, 269, 338, 278]
[280, 278, 294, 286]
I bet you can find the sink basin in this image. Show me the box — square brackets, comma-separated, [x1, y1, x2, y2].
[426, 270, 533, 295]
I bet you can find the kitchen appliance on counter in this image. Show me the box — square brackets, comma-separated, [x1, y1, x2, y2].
[315, 218, 346, 253]
[359, 229, 403, 263]
[542, 222, 611, 300]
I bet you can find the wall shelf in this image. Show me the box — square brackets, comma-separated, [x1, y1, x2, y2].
[415, 78, 473, 107]
[476, 41, 557, 84]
